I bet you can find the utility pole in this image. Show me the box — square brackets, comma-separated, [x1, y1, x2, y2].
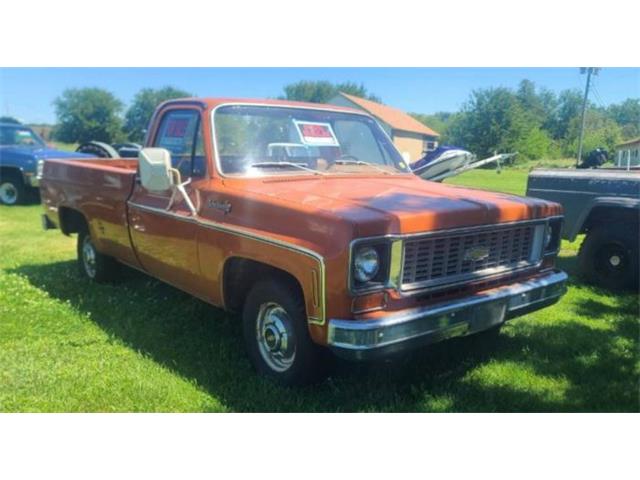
[576, 67, 600, 167]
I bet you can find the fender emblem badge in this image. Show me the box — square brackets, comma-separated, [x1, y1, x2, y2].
[207, 199, 232, 214]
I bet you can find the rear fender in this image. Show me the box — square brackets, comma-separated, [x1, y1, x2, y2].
[571, 197, 640, 240]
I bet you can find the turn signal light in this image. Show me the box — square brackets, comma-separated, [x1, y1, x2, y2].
[541, 256, 556, 270]
[352, 291, 388, 314]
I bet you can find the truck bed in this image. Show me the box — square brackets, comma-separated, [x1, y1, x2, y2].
[41, 157, 141, 267]
[527, 168, 640, 199]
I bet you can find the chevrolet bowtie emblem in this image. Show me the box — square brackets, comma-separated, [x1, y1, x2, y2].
[464, 246, 490, 262]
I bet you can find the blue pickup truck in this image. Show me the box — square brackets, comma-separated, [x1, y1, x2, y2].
[0, 123, 93, 205]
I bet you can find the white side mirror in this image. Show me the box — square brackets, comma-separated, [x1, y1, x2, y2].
[138, 148, 175, 192]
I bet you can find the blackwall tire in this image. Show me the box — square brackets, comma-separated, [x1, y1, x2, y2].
[578, 223, 639, 291]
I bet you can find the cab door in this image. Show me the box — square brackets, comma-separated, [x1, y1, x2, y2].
[128, 107, 208, 295]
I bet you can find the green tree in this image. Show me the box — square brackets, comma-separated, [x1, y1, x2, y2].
[516, 126, 556, 160]
[53, 88, 124, 144]
[124, 86, 192, 142]
[565, 110, 622, 156]
[447, 87, 550, 159]
[516, 80, 551, 124]
[516, 80, 559, 134]
[606, 98, 640, 139]
[548, 89, 583, 140]
[410, 111, 459, 142]
[282, 80, 381, 104]
[336, 82, 382, 103]
[0, 116, 21, 124]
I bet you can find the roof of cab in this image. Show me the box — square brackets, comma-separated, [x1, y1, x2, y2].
[159, 97, 368, 115]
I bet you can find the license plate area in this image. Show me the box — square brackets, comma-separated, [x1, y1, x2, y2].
[462, 298, 507, 334]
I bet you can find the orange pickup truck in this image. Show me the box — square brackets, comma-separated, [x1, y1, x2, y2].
[40, 98, 567, 384]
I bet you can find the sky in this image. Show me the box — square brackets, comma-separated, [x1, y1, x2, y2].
[0, 67, 638, 124]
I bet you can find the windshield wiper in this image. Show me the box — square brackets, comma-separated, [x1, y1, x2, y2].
[333, 159, 393, 175]
[250, 162, 326, 175]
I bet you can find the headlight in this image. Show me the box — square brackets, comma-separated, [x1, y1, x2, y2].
[544, 225, 553, 249]
[36, 159, 44, 179]
[353, 246, 380, 283]
[544, 218, 562, 253]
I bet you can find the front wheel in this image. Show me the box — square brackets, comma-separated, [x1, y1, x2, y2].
[77, 229, 120, 283]
[242, 278, 326, 385]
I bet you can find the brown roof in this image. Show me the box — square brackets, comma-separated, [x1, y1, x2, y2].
[338, 92, 440, 137]
[617, 137, 640, 147]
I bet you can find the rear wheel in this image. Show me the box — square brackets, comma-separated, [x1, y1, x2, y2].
[578, 223, 639, 291]
[242, 278, 326, 385]
[0, 172, 26, 206]
[77, 229, 120, 283]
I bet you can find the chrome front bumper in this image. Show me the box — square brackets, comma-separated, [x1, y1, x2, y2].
[328, 270, 568, 360]
[25, 173, 40, 187]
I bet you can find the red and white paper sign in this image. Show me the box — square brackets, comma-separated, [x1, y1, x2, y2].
[294, 121, 339, 146]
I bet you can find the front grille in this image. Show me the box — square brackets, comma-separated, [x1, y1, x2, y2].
[401, 223, 541, 290]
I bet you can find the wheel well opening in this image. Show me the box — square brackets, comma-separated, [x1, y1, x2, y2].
[582, 206, 639, 234]
[58, 207, 88, 236]
[223, 257, 304, 313]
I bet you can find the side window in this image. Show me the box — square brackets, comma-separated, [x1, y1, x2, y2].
[154, 109, 206, 179]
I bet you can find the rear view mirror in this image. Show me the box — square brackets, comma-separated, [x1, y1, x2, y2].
[138, 148, 175, 192]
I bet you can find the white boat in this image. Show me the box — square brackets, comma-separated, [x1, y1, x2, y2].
[410, 146, 475, 180]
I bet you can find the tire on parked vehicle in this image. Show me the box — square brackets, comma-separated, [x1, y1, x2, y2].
[578, 222, 639, 291]
[242, 277, 327, 385]
[0, 171, 26, 206]
[77, 227, 120, 283]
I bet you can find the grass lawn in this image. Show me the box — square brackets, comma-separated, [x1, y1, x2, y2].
[1, 169, 638, 412]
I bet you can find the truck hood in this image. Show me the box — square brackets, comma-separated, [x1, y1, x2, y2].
[233, 174, 561, 236]
[0, 146, 94, 160]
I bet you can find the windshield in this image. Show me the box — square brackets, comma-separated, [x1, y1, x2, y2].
[213, 105, 410, 176]
[0, 125, 45, 147]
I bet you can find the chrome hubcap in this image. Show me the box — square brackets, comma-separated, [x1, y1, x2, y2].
[0, 182, 17, 204]
[82, 236, 97, 278]
[256, 302, 296, 372]
[609, 255, 621, 267]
